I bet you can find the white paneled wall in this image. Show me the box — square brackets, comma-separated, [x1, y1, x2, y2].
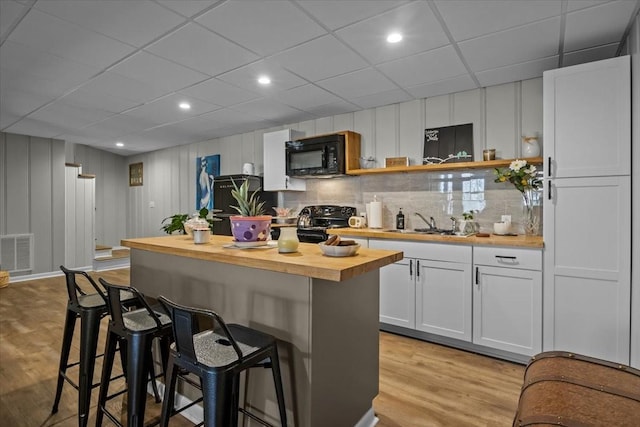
[64, 166, 95, 270]
[126, 78, 543, 238]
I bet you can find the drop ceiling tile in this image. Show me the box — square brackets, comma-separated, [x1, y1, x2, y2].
[316, 68, 398, 99]
[564, 0, 638, 51]
[4, 117, 68, 138]
[0, 67, 72, 100]
[1, 0, 26, 38]
[273, 84, 342, 109]
[405, 74, 477, 99]
[435, 0, 561, 41]
[306, 100, 360, 117]
[109, 51, 209, 93]
[196, 0, 326, 56]
[78, 72, 164, 104]
[231, 98, 306, 122]
[191, 108, 269, 129]
[459, 17, 560, 72]
[217, 60, 308, 94]
[271, 35, 368, 82]
[34, 0, 185, 47]
[7, 8, 135, 69]
[58, 88, 140, 114]
[122, 93, 220, 125]
[475, 56, 559, 87]
[562, 43, 620, 66]
[0, 87, 54, 123]
[377, 45, 468, 87]
[124, 126, 203, 150]
[567, 1, 613, 12]
[1, 40, 100, 91]
[83, 114, 159, 138]
[28, 101, 114, 130]
[0, 110, 21, 129]
[179, 78, 260, 107]
[157, 1, 217, 18]
[336, 2, 449, 64]
[146, 23, 258, 76]
[297, 0, 408, 30]
[350, 89, 413, 109]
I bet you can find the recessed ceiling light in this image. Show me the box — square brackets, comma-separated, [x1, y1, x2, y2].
[116, 142, 124, 147]
[179, 102, 191, 110]
[258, 76, 271, 85]
[387, 32, 402, 43]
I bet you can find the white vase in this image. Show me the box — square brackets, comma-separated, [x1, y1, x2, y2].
[522, 136, 540, 158]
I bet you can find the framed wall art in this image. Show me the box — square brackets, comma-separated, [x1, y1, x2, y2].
[129, 162, 143, 186]
[196, 154, 220, 211]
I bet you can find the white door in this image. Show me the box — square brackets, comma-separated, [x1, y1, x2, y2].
[379, 258, 415, 329]
[543, 175, 631, 363]
[263, 129, 305, 191]
[543, 55, 630, 178]
[474, 266, 542, 356]
[416, 259, 472, 341]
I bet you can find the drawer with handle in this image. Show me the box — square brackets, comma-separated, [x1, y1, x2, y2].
[473, 246, 541, 270]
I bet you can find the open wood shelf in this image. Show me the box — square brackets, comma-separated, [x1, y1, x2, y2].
[346, 157, 543, 175]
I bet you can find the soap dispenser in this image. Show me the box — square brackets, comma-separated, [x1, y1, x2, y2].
[396, 208, 405, 230]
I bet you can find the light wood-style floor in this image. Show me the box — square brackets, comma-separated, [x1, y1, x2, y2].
[0, 269, 524, 426]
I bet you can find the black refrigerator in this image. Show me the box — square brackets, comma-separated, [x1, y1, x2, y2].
[212, 174, 277, 236]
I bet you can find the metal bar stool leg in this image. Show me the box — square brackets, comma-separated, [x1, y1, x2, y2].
[126, 334, 152, 427]
[95, 330, 119, 427]
[201, 373, 235, 427]
[52, 308, 77, 414]
[270, 346, 288, 427]
[78, 309, 102, 427]
[159, 357, 178, 427]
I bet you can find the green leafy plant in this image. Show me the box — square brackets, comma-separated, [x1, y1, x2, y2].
[462, 210, 477, 220]
[161, 213, 189, 234]
[230, 178, 265, 216]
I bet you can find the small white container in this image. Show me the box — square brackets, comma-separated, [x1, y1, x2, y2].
[192, 228, 211, 244]
[493, 222, 511, 235]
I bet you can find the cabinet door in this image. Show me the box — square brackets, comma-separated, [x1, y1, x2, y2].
[543, 56, 630, 178]
[543, 176, 631, 364]
[474, 266, 542, 356]
[415, 259, 472, 341]
[379, 258, 415, 328]
[263, 129, 305, 191]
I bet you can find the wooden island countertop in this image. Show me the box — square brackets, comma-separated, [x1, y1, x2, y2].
[121, 235, 403, 282]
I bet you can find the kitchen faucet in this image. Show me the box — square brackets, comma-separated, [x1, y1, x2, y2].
[415, 213, 437, 230]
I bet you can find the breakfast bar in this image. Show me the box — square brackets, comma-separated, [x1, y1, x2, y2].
[121, 235, 402, 427]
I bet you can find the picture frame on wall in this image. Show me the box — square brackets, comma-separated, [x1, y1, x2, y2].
[196, 154, 220, 211]
[129, 162, 143, 186]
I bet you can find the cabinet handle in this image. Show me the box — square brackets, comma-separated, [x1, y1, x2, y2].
[409, 259, 413, 278]
[416, 260, 420, 278]
[548, 181, 552, 200]
[475, 266, 479, 286]
[548, 157, 552, 177]
[495, 255, 516, 260]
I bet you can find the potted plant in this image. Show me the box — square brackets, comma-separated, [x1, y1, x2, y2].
[161, 208, 221, 235]
[229, 178, 271, 242]
[454, 210, 479, 235]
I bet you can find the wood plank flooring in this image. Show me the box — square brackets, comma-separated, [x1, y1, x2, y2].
[0, 269, 524, 426]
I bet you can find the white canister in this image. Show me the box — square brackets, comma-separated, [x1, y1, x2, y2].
[242, 162, 255, 175]
[522, 136, 540, 157]
[192, 228, 211, 244]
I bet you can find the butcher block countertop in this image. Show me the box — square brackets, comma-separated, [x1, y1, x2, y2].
[329, 228, 544, 249]
[122, 235, 402, 282]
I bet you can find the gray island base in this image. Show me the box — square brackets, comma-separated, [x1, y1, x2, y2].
[124, 236, 402, 427]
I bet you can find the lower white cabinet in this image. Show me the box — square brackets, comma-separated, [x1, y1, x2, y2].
[370, 239, 472, 340]
[473, 246, 542, 356]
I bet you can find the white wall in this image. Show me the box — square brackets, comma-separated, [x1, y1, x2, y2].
[127, 79, 543, 238]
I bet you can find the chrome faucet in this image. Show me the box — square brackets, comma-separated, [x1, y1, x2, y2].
[415, 213, 437, 230]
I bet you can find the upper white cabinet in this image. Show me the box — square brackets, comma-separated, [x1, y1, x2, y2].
[263, 129, 305, 191]
[543, 56, 631, 365]
[543, 56, 630, 178]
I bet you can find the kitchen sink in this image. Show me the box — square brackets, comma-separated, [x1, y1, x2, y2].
[384, 228, 456, 235]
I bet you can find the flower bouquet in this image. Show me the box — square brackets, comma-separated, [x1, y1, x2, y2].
[494, 160, 542, 235]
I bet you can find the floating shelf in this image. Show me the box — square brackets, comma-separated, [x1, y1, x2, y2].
[346, 157, 543, 175]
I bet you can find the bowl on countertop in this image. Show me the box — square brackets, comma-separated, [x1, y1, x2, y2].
[318, 242, 360, 257]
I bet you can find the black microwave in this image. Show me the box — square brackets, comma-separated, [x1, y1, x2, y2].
[285, 134, 345, 177]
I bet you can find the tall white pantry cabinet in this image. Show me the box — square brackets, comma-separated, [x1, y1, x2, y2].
[543, 56, 631, 364]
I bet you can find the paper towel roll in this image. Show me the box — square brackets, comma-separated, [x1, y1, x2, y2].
[369, 201, 382, 228]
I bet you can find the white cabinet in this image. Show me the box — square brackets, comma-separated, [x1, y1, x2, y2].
[263, 129, 305, 191]
[473, 247, 542, 356]
[543, 56, 631, 364]
[369, 239, 472, 340]
[543, 56, 630, 178]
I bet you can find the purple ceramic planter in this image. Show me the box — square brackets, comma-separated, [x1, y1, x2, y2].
[230, 216, 272, 242]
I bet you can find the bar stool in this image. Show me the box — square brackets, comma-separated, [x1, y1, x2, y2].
[52, 266, 137, 427]
[96, 279, 172, 427]
[157, 296, 287, 427]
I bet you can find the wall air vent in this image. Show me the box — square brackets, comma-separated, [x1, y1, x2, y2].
[0, 234, 34, 273]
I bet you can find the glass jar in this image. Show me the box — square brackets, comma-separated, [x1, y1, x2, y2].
[277, 226, 299, 253]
